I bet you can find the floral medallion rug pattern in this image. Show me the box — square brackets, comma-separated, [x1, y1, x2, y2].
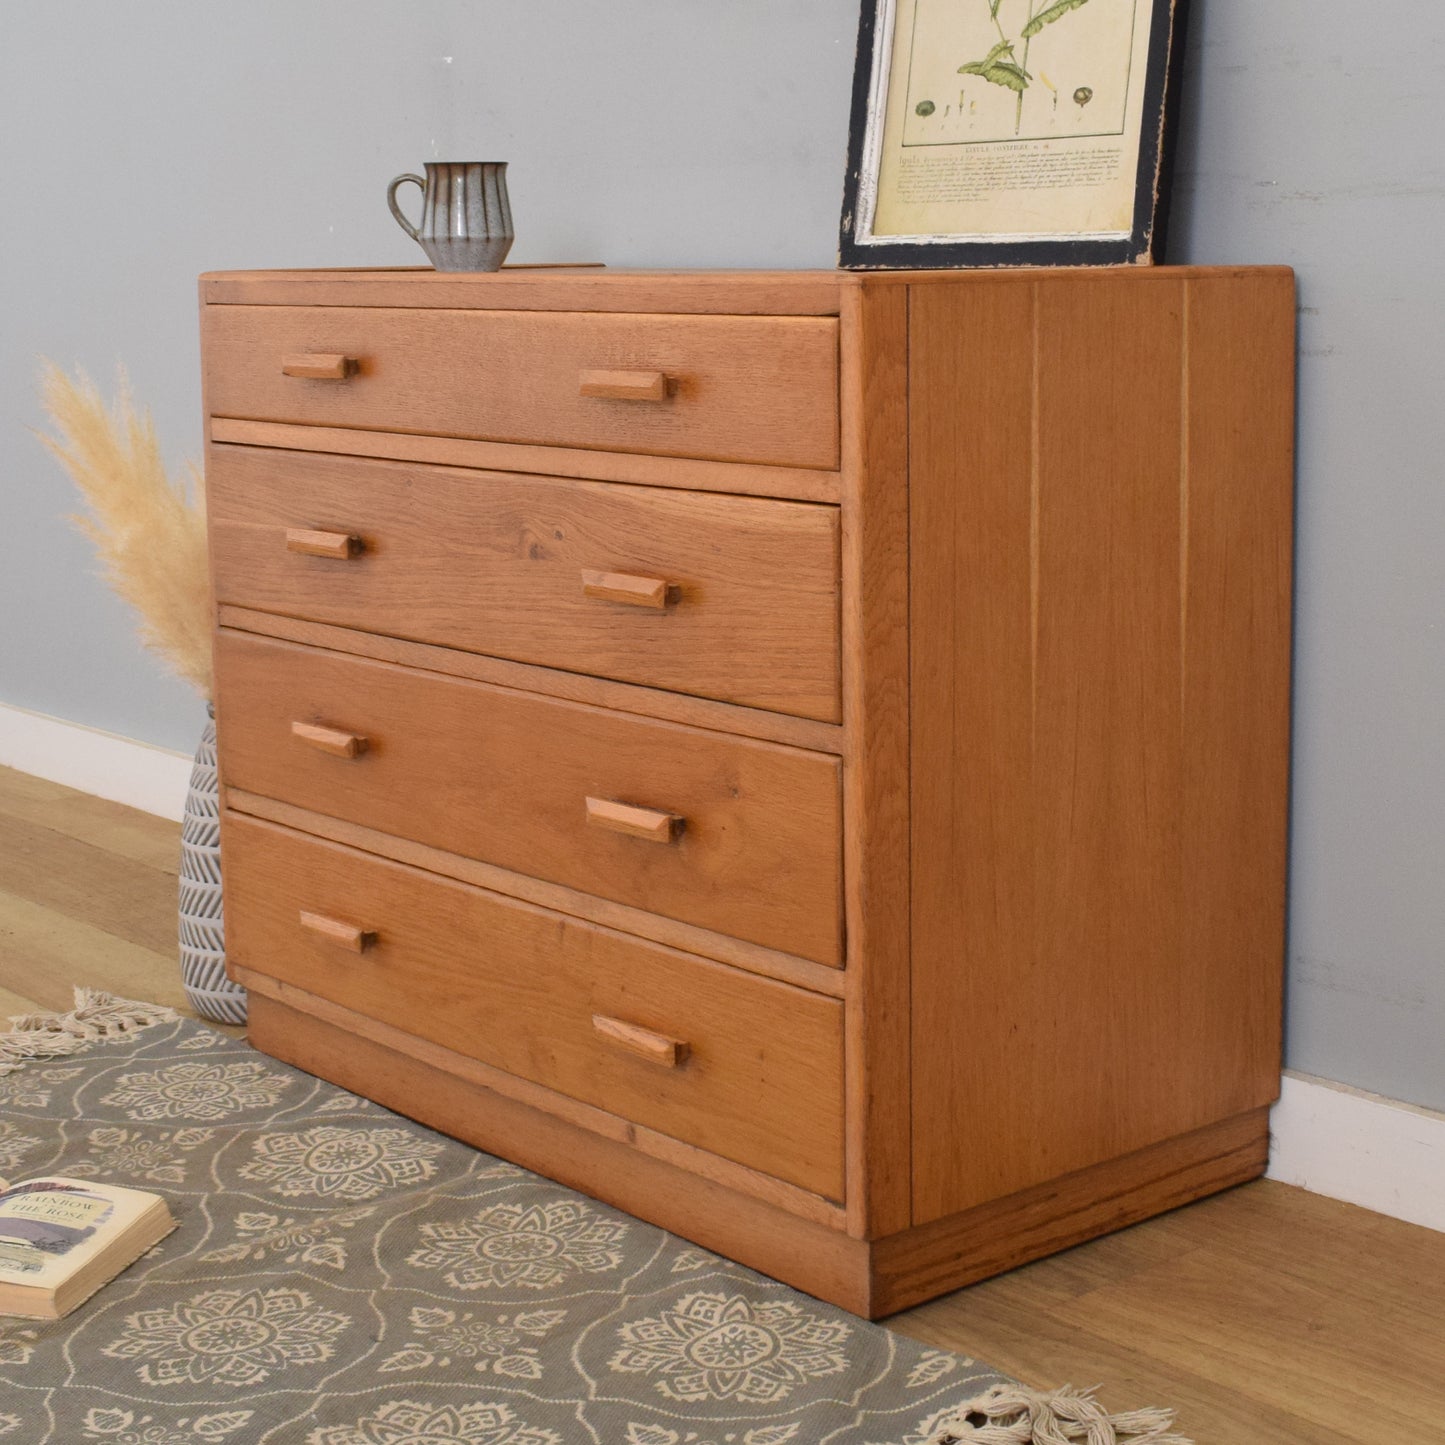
[0, 1004, 1009, 1444]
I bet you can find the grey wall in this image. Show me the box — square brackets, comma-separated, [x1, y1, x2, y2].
[2, 2, 1441, 1110]
[1169, 3, 1445, 1112]
[0, 0, 860, 750]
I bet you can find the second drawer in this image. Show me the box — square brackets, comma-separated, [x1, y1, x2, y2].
[215, 631, 843, 965]
[209, 444, 841, 722]
[223, 813, 846, 1199]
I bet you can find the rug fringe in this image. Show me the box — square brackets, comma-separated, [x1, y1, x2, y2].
[0, 988, 180, 1075]
[926, 1382, 1192, 1444]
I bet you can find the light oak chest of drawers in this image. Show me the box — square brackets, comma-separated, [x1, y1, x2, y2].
[203, 265, 1295, 1316]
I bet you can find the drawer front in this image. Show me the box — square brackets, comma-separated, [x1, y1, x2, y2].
[224, 814, 845, 1198]
[203, 305, 840, 469]
[209, 445, 841, 723]
[215, 632, 843, 965]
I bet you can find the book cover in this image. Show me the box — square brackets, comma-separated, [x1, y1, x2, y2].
[0, 1176, 176, 1319]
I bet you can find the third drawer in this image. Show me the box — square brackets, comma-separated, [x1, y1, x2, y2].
[215, 630, 843, 966]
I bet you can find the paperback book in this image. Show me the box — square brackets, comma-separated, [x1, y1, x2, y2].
[0, 1176, 176, 1320]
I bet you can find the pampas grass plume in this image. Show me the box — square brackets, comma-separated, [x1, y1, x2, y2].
[37, 362, 212, 698]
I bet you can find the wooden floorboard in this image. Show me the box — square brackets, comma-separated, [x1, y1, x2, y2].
[0, 811, 179, 956]
[0, 980, 39, 1022]
[0, 887, 189, 1016]
[0, 764, 182, 872]
[0, 763, 1441, 1441]
[0, 766, 239, 1034]
[890, 1181, 1445, 1442]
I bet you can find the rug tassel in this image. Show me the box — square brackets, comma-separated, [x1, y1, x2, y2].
[926, 1382, 1193, 1445]
[0, 988, 180, 1075]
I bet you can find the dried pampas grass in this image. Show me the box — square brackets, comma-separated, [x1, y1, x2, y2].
[37, 362, 212, 698]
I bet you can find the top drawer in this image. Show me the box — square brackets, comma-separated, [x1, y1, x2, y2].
[202, 306, 840, 470]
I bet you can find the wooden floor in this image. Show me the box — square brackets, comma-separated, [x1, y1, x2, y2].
[1, 763, 1441, 1442]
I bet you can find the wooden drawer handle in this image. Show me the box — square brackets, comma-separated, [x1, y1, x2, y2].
[580, 569, 679, 610]
[299, 910, 377, 953]
[286, 528, 365, 560]
[585, 796, 684, 843]
[282, 352, 358, 380]
[592, 1014, 690, 1068]
[578, 368, 669, 401]
[291, 720, 369, 758]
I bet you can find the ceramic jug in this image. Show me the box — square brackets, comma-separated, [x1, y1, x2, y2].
[387, 161, 513, 272]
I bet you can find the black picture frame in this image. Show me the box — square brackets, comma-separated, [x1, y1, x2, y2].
[839, 0, 1190, 269]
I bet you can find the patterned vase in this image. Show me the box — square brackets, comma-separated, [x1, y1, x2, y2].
[178, 704, 246, 1024]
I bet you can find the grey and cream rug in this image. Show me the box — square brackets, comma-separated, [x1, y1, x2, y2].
[0, 993, 1187, 1444]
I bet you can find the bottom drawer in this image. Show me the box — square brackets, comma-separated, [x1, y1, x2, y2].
[223, 812, 845, 1200]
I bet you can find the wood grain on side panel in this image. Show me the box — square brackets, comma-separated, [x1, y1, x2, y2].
[840, 280, 913, 1240]
[1178, 274, 1295, 1114]
[907, 277, 1037, 1227]
[908, 273, 1293, 1225]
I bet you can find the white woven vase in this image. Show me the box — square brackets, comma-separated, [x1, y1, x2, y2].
[179, 706, 246, 1024]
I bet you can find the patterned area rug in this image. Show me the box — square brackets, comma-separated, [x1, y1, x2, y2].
[0, 994, 1188, 1445]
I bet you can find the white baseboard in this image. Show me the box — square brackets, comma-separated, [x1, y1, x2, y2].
[0, 701, 191, 821]
[1268, 1071, 1445, 1233]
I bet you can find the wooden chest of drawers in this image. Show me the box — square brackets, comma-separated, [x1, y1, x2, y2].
[203, 266, 1295, 1317]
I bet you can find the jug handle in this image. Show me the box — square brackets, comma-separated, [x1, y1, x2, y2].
[387, 174, 425, 240]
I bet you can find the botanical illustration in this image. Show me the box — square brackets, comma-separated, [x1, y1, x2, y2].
[896, 0, 1141, 150]
[959, 0, 1091, 134]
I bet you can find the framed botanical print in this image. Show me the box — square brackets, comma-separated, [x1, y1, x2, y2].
[840, 0, 1189, 268]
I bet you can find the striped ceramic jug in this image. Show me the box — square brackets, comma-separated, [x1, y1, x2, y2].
[387, 161, 513, 272]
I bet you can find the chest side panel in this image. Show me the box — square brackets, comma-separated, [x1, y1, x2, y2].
[908, 271, 1295, 1224]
